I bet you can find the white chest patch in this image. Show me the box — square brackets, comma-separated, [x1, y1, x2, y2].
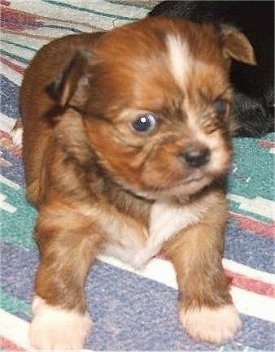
[101, 199, 207, 270]
[131, 200, 206, 269]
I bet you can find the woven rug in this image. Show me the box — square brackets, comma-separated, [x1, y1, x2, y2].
[0, 1, 274, 351]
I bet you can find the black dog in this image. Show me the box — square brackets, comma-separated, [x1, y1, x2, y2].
[149, 1, 274, 137]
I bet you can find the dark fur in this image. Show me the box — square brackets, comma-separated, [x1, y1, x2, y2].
[149, 1, 274, 137]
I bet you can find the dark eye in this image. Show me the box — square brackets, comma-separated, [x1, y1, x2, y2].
[214, 99, 228, 116]
[132, 113, 157, 133]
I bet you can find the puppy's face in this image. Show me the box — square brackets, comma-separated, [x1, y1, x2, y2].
[54, 18, 256, 199]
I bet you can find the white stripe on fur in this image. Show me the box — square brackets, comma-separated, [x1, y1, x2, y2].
[166, 34, 192, 89]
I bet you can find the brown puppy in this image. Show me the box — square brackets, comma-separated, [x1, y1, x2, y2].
[20, 17, 255, 349]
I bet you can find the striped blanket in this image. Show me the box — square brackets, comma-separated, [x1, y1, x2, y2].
[1, 1, 274, 351]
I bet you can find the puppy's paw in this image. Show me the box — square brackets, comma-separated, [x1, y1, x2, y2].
[11, 119, 23, 147]
[180, 304, 242, 344]
[29, 296, 92, 350]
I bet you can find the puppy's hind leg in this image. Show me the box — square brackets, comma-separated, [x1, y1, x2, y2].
[29, 201, 104, 350]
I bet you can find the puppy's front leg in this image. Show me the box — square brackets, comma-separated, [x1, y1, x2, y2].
[29, 202, 103, 350]
[165, 212, 241, 344]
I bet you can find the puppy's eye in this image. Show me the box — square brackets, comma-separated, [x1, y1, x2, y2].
[214, 99, 228, 116]
[132, 113, 157, 134]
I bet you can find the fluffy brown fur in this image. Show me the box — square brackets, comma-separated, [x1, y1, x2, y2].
[20, 17, 255, 349]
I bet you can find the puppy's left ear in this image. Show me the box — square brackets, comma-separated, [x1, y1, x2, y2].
[47, 50, 90, 109]
[221, 25, 257, 65]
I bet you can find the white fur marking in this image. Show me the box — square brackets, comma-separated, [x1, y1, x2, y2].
[81, 201, 206, 270]
[11, 126, 23, 147]
[102, 214, 146, 266]
[29, 296, 92, 350]
[81, 205, 146, 266]
[166, 35, 192, 88]
[180, 304, 242, 344]
[132, 201, 206, 268]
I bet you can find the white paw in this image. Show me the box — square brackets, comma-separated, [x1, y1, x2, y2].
[180, 304, 242, 344]
[29, 296, 92, 350]
[11, 126, 23, 147]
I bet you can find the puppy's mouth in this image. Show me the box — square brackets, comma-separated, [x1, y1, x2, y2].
[134, 169, 214, 201]
[164, 170, 212, 196]
[184, 169, 206, 184]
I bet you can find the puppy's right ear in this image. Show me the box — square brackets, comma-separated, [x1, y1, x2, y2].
[46, 50, 91, 109]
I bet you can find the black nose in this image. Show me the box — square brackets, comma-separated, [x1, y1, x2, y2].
[182, 147, 210, 167]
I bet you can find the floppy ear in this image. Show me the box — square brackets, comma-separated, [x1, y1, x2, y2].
[47, 50, 90, 109]
[221, 25, 257, 65]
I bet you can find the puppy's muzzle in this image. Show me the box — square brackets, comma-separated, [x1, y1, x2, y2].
[182, 146, 210, 168]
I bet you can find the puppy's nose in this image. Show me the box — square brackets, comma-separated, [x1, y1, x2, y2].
[182, 146, 210, 167]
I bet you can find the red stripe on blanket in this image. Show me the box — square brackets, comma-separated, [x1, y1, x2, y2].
[0, 1, 11, 6]
[230, 212, 275, 238]
[0, 336, 25, 351]
[0, 130, 22, 157]
[226, 270, 275, 297]
[258, 140, 275, 149]
[1, 8, 43, 31]
[0, 56, 25, 74]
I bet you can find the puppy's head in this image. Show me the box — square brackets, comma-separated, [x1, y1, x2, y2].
[50, 17, 255, 200]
